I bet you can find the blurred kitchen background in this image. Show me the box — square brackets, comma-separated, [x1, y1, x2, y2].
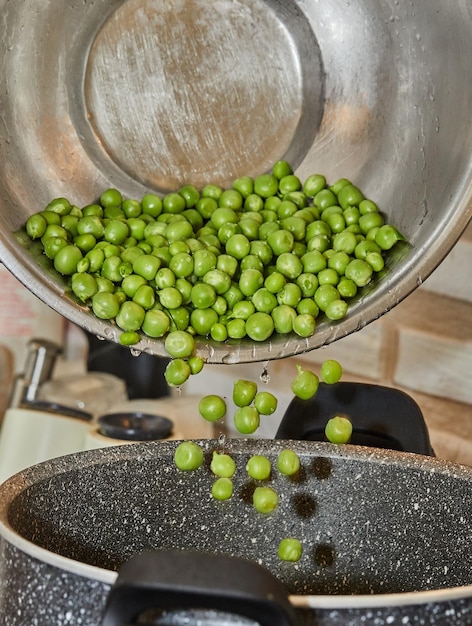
[1, 221, 471, 464]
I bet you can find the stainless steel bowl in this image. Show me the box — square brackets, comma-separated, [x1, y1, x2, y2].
[1, 0, 471, 363]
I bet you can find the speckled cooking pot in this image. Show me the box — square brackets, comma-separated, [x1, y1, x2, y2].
[1, 439, 472, 625]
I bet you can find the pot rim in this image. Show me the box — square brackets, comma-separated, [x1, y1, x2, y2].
[2, 516, 472, 610]
[2, 440, 472, 610]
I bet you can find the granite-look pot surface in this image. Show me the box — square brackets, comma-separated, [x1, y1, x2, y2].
[1, 439, 472, 625]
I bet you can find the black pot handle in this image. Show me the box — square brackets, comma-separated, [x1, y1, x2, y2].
[100, 549, 298, 626]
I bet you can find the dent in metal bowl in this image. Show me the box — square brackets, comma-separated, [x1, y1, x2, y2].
[0, 0, 471, 363]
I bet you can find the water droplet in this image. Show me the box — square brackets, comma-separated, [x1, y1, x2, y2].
[260, 364, 271, 384]
[95, 334, 106, 341]
[130, 348, 142, 357]
[218, 433, 227, 447]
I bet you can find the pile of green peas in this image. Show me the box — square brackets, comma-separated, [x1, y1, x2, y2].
[198, 358, 343, 435]
[24, 161, 404, 369]
[173, 441, 304, 561]
[173, 359, 350, 561]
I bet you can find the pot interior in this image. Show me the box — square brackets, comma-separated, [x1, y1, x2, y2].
[3, 439, 472, 596]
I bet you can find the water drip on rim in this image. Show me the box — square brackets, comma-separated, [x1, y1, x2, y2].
[260, 361, 271, 384]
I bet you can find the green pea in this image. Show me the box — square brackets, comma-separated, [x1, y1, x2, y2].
[190, 307, 219, 336]
[225, 234, 251, 260]
[307, 234, 331, 253]
[254, 391, 278, 415]
[226, 318, 246, 339]
[366, 251, 385, 272]
[359, 199, 379, 214]
[82, 203, 103, 217]
[271, 304, 297, 334]
[277, 449, 300, 476]
[251, 288, 277, 314]
[159, 287, 182, 309]
[95, 276, 115, 294]
[330, 177, 351, 195]
[343, 206, 361, 226]
[38, 210, 61, 225]
[92, 291, 120, 319]
[216, 254, 239, 278]
[165, 330, 195, 359]
[210, 322, 228, 342]
[296, 273, 319, 297]
[303, 173, 326, 197]
[233, 379, 258, 407]
[345, 259, 373, 287]
[199, 395, 227, 421]
[359, 211, 384, 234]
[318, 268, 339, 286]
[193, 249, 217, 277]
[188, 356, 205, 375]
[212, 477, 233, 500]
[375, 224, 404, 250]
[133, 284, 156, 310]
[272, 159, 293, 179]
[325, 298, 348, 321]
[276, 283, 301, 308]
[119, 331, 140, 346]
[100, 188, 123, 208]
[267, 229, 294, 255]
[232, 300, 255, 320]
[314, 189, 337, 211]
[44, 236, 68, 260]
[278, 538, 302, 562]
[73, 233, 97, 253]
[332, 230, 357, 254]
[320, 359, 343, 384]
[246, 455, 271, 480]
[337, 184, 364, 209]
[326, 252, 349, 276]
[141, 309, 170, 337]
[174, 441, 204, 471]
[314, 284, 340, 311]
[234, 406, 260, 434]
[196, 196, 218, 220]
[223, 284, 244, 309]
[291, 365, 319, 400]
[245, 312, 274, 342]
[101, 255, 122, 282]
[337, 278, 358, 299]
[175, 278, 193, 304]
[203, 269, 232, 295]
[264, 271, 286, 294]
[301, 250, 326, 274]
[44, 197, 72, 215]
[354, 239, 381, 261]
[115, 301, 145, 331]
[210, 452, 236, 478]
[71, 272, 98, 303]
[165, 358, 191, 387]
[297, 298, 319, 318]
[53, 244, 83, 275]
[104, 219, 129, 245]
[253, 486, 278, 514]
[324, 212, 346, 234]
[277, 200, 298, 219]
[292, 313, 315, 337]
[26, 213, 48, 239]
[162, 192, 186, 214]
[325, 415, 353, 444]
